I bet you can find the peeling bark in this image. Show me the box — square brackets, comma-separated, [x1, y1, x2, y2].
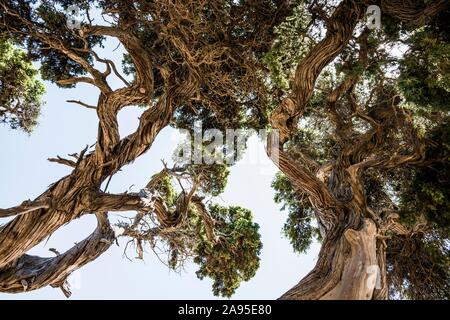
[321, 220, 378, 300]
[1, 0, 447, 298]
[280, 219, 384, 300]
[0, 98, 173, 271]
[0, 213, 114, 297]
[268, 0, 448, 300]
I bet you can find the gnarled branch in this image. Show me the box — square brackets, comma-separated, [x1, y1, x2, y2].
[0, 212, 114, 297]
[0, 198, 51, 218]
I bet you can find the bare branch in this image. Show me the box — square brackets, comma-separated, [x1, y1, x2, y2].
[48, 156, 77, 167]
[0, 212, 114, 296]
[82, 24, 153, 93]
[106, 59, 131, 87]
[57, 77, 95, 87]
[0, 198, 51, 218]
[0, 2, 111, 93]
[66, 100, 97, 110]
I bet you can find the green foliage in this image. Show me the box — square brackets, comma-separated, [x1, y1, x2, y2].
[193, 204, 262, 297]
[194, 164, 229, 197]
[153, 174, 177, 207]
[2, 0, 448, 300]
[387, 233, 450, 299]
[272, 172, 319, 253]
[0, 1, 104, 87]
[397, 121, 450, 231]
[151, 168, 259, 297]
[0, 39, 45, 132]
[374, 121, 450, 299]
[173, 100, 268, 136]
[399, 29, 450, 111]
[263, 3, 311, 91]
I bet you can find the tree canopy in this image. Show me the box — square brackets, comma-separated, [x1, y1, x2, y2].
[0, 0, 448, 299]
[269, 1, 450, 299]
[0, 39, 44, 132]
[0, 0, 293, 297]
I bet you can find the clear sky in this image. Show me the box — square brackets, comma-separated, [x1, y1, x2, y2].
[0, 36, 319, 300]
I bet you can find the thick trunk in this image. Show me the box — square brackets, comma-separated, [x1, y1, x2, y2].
[0, 213, 114, 297]
[268, 0, 448, 301]
[0, 97, 174, 293]
[281, 219, 386, 300]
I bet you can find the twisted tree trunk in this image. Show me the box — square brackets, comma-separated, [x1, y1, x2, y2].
[267, 0, 447, 300]
[0, 87, 175, 294]
[1, 0, 447, 299]
[281, 218, 387, 300]
[0, 212, 114, 297]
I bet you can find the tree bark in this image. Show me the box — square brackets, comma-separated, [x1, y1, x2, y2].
[281, 219, 385, 300]
[269, 0, 448, 301]
[1, 0, 447, 298]
[0, 95, 174, 292]
[0, 212, 114, 297]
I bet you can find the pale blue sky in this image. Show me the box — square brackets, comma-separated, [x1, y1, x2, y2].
[0, 35, 320, 300]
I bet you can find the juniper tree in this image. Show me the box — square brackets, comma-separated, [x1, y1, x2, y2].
[0, 39, 44, 132]
[0, 0, 293, 297]
[267, 0, 449, 299]
[0, 0, 449, 300]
